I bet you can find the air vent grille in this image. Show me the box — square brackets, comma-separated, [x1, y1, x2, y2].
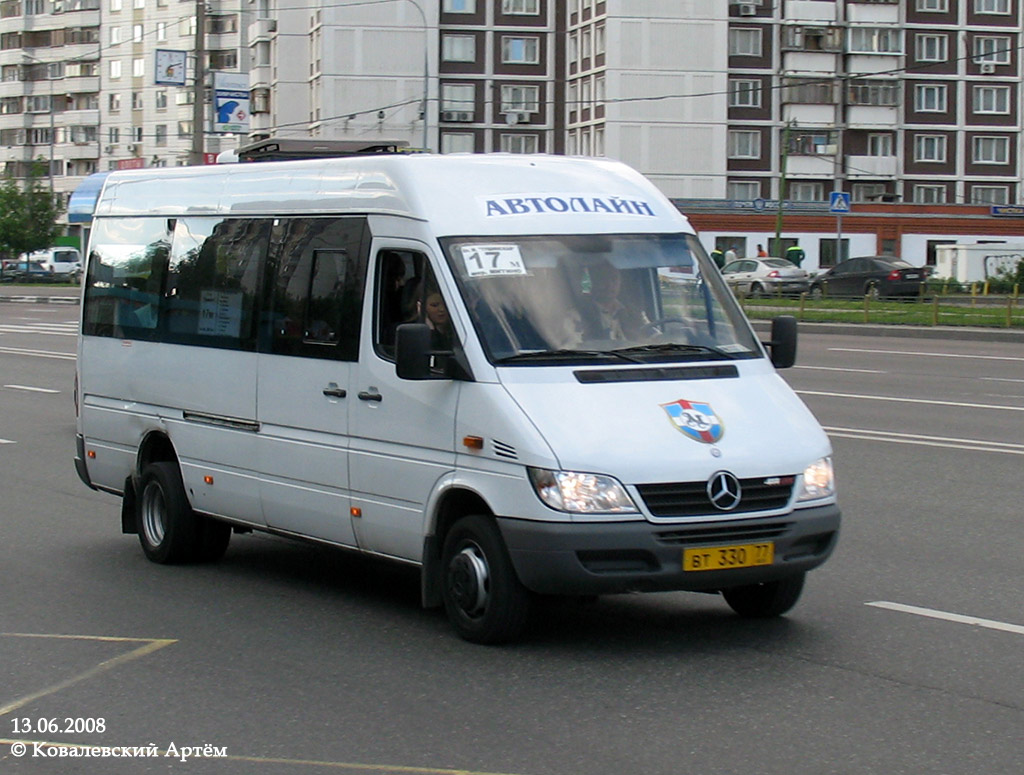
[492, 440, 518, 459]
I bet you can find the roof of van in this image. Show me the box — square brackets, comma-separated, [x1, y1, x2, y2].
[92, 154, 692, 237]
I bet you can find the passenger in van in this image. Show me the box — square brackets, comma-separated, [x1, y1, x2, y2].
[424, 290, 453, 349]
[572, 260, 647, 342]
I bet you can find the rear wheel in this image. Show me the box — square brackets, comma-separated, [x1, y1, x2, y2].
[749, 283, 765, 298]
[137, 462, 230, 564]
[722, 573, 805, 618]
[441, 515, 531, 644]
[865, 281, 880, 300]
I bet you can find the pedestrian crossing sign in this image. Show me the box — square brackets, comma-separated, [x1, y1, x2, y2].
[829, 192, 851, 214]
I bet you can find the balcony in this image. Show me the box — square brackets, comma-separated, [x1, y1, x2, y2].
[248, 18, 278, 42]
[846, 154, 897, 178]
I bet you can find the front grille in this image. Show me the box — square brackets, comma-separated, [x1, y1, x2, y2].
[655, 521, 792, 546]
[636, 475, 795, 517]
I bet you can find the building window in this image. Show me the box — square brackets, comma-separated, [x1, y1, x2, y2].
[110, 0, 121, 10]
[974, 85, 1010, 114]
[867, 134, 893, 156]
[914, 134, 947, 163]
[442, 34, 475, 62]
[156, 21, 166, 41]
[783, 25, 842, 52]
[915, 84, 947, 112]
[916, 34, 947, 62]
[177, 120, 192, 139]
[251, 88, 270, 113]
[209, 50, 238, 70]
[789, 131, 837, 155]
[133, 58, 144, 77]
[108, 126, 120, 143]
[109, 60, 122, 79]
[155, 90, 167, 109]
[443, 0, 475, 11]
[500, 84, 539, 113]
[847, 80, 900, 106]
[133, 24, 143, 43]
[110, 26, 122, 45]
[728, 130, 761, 159]
[501, 37, 539, 64]
[971, 186, 1009, 204]
[975, 0, 1010, 14]
[917, 0, 948, 10]
[729, 79, 762, 108]
[441, 83, 475, 111]
[973, 136, 1009, 164]
[502, 0, 539, 13]
[108, 92, 121, 111]
[500, 134, 539, 154]
[131, 91, 143, 110]
[154, 124, 167, 146]
[852, 184, 888, 203]
[913, 185, 946, 203]
[848, 27, 902, 54]
[790, 182, 825, 202]
[974, 37, 1011, 64]
[727, 181, 761, 200]
[784, 79, 835, 105]
[440, 133, 474, 153]
[729, 28, 762, 57]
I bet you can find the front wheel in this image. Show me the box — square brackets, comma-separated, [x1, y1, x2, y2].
[722, 573, 805, 618]
[441, 515, 531, 644]
[137, 462, 230, 564]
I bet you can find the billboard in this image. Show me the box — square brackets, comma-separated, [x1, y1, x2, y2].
[212, 72, 250, 134]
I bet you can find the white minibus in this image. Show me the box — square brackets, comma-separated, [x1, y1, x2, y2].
[75, 154, 839, 643]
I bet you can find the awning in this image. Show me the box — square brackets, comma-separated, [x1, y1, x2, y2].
[67, 171, 111, 224]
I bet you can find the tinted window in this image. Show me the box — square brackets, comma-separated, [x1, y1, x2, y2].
[162, 218, 270, 351]
[375, 251, 455, 359]
[721, 261, 742, 273]
[83, 218, 172, 339]
[269, 217, 368, 361]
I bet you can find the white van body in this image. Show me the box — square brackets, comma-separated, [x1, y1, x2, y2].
[26, 246, 82, 277]
[74, 154, 839, 642]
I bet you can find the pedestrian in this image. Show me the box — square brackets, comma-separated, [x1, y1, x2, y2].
[724, 245, 738, 264]
[757, 244, 768, 257]
[785, 244, 805, 267]
[710, 247, 725, 269]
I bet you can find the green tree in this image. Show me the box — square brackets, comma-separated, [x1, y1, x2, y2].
[0, 160, 64, 260]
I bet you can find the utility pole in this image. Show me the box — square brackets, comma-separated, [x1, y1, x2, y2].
[774, 119, 792, 254]
[189, 0, 207, 165]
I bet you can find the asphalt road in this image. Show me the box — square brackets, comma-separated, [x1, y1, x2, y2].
[1, 302, 1022, 775]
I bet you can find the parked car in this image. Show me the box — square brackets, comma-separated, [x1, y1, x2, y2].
[0, 259, 63, 283]
[809, 256, 929, 299]
[720, 257, 810, 296]
[22, 247, 82, 282]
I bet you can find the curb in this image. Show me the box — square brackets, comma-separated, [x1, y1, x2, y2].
[0, 295, 79, 305]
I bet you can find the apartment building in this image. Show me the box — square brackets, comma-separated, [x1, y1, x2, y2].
[728, 0, 1023, 207]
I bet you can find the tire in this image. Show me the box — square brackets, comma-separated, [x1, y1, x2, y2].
[136, 462, 230, 564]
[749, 283, 765, 298]
[440, 515, 531, 644]
[722, 573, 805, 618]
[810, 285, 824, 300]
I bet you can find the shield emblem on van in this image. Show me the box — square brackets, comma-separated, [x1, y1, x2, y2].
[661, 399, 723, 444]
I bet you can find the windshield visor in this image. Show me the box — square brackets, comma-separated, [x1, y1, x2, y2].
[440, 233, 762, 365]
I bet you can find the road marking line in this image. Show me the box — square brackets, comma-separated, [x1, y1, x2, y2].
[866, 602, 1024, 636]
[797, 389, 1024, 413]
[794, 365, 887, 374]
[824, 426, 1024, 455]
[830, 347, 1024, 363]
[981, 376, 1024, 384]
[4, 384, 60, 393]
[0, 345, 75, 361]
[0, 738, 527, 775]
[0, 633, 177, 717]
[0, 438, 14, 445]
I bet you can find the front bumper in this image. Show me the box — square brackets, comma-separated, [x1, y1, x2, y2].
[497, 504, 840, 595]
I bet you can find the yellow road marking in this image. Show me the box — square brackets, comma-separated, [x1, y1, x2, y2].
[0, 633, 177, 717]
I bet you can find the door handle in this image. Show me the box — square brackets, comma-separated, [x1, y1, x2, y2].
[322, 386, 347, 398]
[357, 390, 383, 402]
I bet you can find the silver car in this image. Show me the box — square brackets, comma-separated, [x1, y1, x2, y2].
[720, 257, 810, 297]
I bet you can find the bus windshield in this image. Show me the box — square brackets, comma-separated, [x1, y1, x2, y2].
[440, 233, 762, 365]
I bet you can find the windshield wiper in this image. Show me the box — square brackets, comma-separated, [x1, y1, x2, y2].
[494, 349, 645, 365]
[609, 343, 742, 360]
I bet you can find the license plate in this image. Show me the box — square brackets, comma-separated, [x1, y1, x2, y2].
[904, 273, 920, 279]
[684, 542, 774, 571]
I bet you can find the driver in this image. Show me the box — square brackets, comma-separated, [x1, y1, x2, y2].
[574, 260, 646, 342]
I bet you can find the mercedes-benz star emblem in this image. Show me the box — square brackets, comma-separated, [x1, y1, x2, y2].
[707, 471, 742, 511]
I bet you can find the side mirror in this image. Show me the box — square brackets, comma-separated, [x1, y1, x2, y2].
[395, 323, 434, 380]
[767, 315, 797, 369]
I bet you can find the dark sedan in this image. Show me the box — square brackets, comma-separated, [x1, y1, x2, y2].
[0, 260, 61, 283]
[810, 256, 929, 299]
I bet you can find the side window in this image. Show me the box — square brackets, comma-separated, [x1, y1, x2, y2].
[375, 250, 454, 358]
[82, 217, 172, 339]
[163, 217, 270, 351]
[269, 217, 368, 361]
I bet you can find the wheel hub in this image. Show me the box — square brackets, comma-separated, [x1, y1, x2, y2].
[141, 482, 166, 547]
[447, 545, 489, 618]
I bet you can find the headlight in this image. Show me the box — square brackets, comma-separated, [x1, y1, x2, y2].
[528, 468, 639, 514]
[797, 456, 835, 502]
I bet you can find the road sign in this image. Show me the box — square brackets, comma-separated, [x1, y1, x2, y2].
[829, 192, 852, 214]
